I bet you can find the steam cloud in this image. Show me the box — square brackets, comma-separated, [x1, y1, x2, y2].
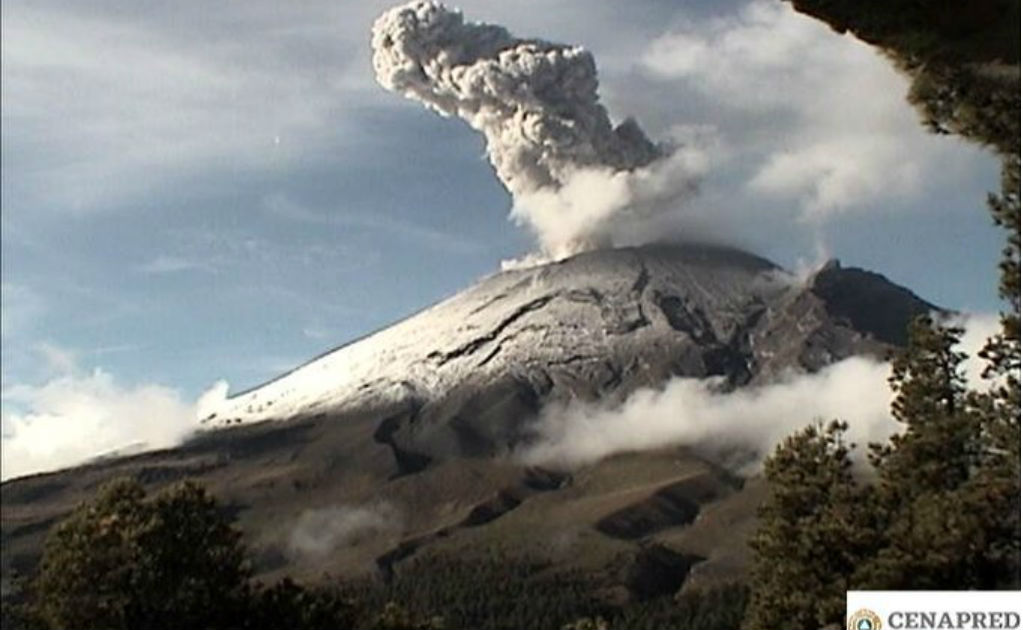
[371, 1, 702, 260]
[288, 502, 402, 556]
[519, 314, 1000, 472]
[519, 357, 895, 472]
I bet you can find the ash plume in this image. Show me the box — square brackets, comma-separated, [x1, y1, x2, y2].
[371, 1, 701, 260]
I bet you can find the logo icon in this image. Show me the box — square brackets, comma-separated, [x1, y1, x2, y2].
[848, 608, 883, 630]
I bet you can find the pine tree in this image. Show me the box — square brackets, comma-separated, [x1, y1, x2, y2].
[743, 421, 869, 630]
[19, 478, 365, 630]
[24, 478, 250, 630]
[870, 317, 980, 500]
[857, 315, 1019, 589]
[967, 154, 1022, 587]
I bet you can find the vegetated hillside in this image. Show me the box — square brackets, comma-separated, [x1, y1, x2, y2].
[1, 243, 936, 607]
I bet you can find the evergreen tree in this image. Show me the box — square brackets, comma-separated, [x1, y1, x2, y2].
[858, 315, 1019, 589]
[248, 578, 358, 630]
[370, 602, 444, 630]
[871, 317, 979, 500]
[743, 421, 869, 630]
[24, 478, 250, 630]
[746, 3, 1020, 624]
[978, 155, 1022, 464]
[18, 478, 363, 630]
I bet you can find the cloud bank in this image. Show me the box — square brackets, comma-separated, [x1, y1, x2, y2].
[1, 368, 202, 480]
[371, 0, 702, 260]
[519, 357, 894, 472]
[519, 314, 1000, 472]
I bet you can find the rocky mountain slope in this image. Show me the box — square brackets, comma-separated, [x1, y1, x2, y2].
[2, 243, 936, 601]
[205, 243, 932, 468]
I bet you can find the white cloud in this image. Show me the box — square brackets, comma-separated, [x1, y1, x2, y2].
[0, 343, 234, 480]
[519, 312, 1003, 471]
[639, 0, 985, 218]
[519, 356, 895, 472]
[288, 502, 402, 556]
[954, 312, 1003, 391]
[1, 368, 203, 480]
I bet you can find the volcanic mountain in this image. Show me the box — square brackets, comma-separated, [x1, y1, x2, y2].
[203, 243, 929, 467]
[1, 243, 935, 602]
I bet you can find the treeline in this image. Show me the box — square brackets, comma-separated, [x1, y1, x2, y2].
[342, 552, 747, 630]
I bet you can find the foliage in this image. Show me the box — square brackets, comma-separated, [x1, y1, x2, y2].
[872, 318, 979, 497]
[8, 474, 752, 630]
[247, 578, 359, 630]
[746, 3, 1020, 628]
[858, 317, 1018, 590]
[342, 552, 747, 630]
[743, 421, 870, 630]
[613, 583, 749, 630]
[562, 616, 610, 630]
[22, 478, 249, 630]
[786, 0, 1020, 154]
[747, 316, 1021, 628]
[14, 478, 359, 630]
[369, 602, 444, 630]
[342, 553, 604, 630]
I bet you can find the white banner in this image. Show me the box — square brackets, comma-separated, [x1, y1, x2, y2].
[847, 591, 1023, 630]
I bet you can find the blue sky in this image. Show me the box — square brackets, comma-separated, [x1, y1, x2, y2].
[0, 0, 1006, 478]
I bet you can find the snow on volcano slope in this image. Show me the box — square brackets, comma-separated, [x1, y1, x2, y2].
[202, 243, 934, 437]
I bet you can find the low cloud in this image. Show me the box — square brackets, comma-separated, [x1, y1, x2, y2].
[519, 314, 1000, 472]
[1, 344, 231, 480]
[519, 356, 894, 472]
[953, 312, 1002, 391]
[288, 502, 402, 556]
[1, 369, 205, 480]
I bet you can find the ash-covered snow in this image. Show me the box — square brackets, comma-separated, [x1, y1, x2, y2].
[204, 244, 787, 427]
[202, 243, 933, 434]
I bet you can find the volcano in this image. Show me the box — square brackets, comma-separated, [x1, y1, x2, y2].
[202, 243, 931, 470]
[1, 243, 935, 602]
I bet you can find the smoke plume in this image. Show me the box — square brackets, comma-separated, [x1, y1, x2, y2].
[371, 1, 700, 260]
[288, 501, 402, 556]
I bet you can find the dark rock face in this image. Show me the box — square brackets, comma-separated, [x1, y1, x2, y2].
[810, 260, 941, 346]
[621, 544, 705, 600]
